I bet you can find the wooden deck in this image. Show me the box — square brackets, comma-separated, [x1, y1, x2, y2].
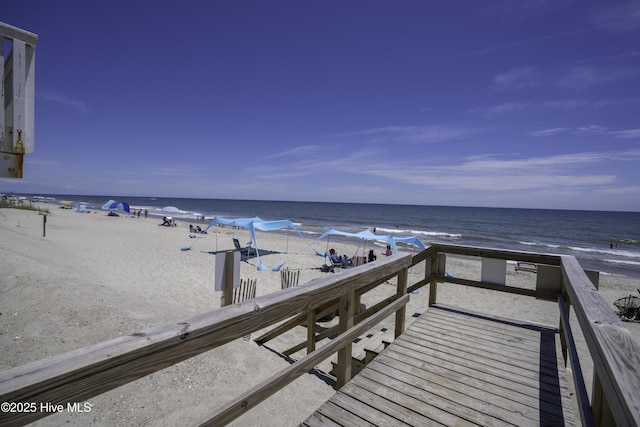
[303, 304, 577, 426]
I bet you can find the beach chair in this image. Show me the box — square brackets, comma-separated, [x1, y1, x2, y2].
[614, 295, 640, 320]
[280, 268, 300, 289]
[233, 238, 255, 257]
[515, 262, 538, 272]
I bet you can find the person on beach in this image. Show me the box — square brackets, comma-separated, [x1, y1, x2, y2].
[328, 248, 341, 263]
[382, 245, 393, 256]
[368, 249, 377, 263]
[329, 248, 350, 267]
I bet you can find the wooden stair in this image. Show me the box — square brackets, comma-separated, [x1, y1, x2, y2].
[329, 327, 395, 377]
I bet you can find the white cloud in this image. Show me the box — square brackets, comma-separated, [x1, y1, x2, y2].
[591, 1, 640, 32]
[556, 67, 637, 91]
[37, 92, 90, 113]
[326, 125, 476, 143]
[577, 124, 607, 134]
[492, 67, 540, 90]
[262, 145, 320, 160]
[529, 125, 640, 139]
[473, 102, 531, 115]
[610, 129, 640, 139]
[543, 98, 640, 109]
[529, 128, 570, 136]
[341, 149, 640, 194]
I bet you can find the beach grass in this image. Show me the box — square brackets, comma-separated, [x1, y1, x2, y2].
[0, 199, 50, 214]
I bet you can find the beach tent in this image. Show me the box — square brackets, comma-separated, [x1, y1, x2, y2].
[76, 204, 88, 213]
[312, 229, 426, 257]
[101, 199, 130, 213]
[204, 216, 306, 270]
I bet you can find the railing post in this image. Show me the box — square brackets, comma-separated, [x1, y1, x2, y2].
[592, 373, 615, 426]
[306, 311, 316, 354]
[223, 251, 234, 306]
[336, 289, 356, 389]
[559, 291, 570, 366]
[395, 267, 408, 338]
[429, 253, 444, 306]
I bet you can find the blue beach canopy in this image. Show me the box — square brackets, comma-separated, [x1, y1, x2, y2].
[101, 199, 130, 213]
[312, 229, 426, 256]
[204, 216, 305, 270]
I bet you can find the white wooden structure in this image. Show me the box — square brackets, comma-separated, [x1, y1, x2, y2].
[0, 22, 37, 178]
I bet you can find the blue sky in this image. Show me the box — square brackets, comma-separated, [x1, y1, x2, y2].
[2, 1, 639, 211]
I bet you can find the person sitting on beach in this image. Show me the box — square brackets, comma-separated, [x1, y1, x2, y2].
[368, 249, 377, 263]
[382, 245, 393, 256]
[328, 249, 350, 267]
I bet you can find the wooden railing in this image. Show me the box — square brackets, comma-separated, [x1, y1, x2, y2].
[1, 244, 639, 426]
[0, 253, 412, 426]
[415, 244, 640, 427]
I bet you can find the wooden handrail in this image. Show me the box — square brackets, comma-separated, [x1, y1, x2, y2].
[560, 255, 640, 426]
[0, 254, 411, 426]
[558, 294, 595, 427]
[420, 244, 640, 427]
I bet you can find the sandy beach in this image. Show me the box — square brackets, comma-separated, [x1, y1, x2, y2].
[1, 205, 639, 426]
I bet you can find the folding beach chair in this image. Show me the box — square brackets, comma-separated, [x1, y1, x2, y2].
[614, 295, 640, 320]
[233, 237, 256, 259]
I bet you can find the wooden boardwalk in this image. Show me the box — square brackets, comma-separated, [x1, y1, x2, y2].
[303, 304, 577, 426]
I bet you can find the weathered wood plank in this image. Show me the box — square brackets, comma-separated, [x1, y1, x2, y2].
[384, 338, 571, 417]
[372, 332, 573, 424]
[408, 318, 561, 371]
[425, 304, 557, 339]
[311, 401, 371, 426]
[401, 328, 572, 412]
[305, 305, 576, 426]
[366, 355, 548, 426]
[351, 370, 513, 426]
[415, 318, 560, 369]
[329, 391, 416, 426]
[561, 255, 640, 426]
[338, 381, 451, 426]
[395, 332, 560, 390]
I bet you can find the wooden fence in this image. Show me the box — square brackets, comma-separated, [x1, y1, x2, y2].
[1, 244, 639, 426]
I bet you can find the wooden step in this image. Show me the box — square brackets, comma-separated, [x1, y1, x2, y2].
[329, 327, 391, 377]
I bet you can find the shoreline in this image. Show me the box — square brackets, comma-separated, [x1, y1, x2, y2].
[1, 206, 639, 426]
[6, 195, 640, 280]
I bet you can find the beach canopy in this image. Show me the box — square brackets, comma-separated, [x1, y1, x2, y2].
[101, 199, 130, 213]
[312, 229, 426, 256]
[204, 216, 305, 270]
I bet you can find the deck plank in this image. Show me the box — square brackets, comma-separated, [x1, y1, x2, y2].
[303, 305, 576, 426]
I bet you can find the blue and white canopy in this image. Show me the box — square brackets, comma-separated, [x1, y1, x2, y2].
[101, 199, 130, 213]
[312, 229, 426, 256]
[204, 216, 305, 270]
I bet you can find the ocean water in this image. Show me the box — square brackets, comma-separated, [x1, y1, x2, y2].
[21, 194, 640, 279]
